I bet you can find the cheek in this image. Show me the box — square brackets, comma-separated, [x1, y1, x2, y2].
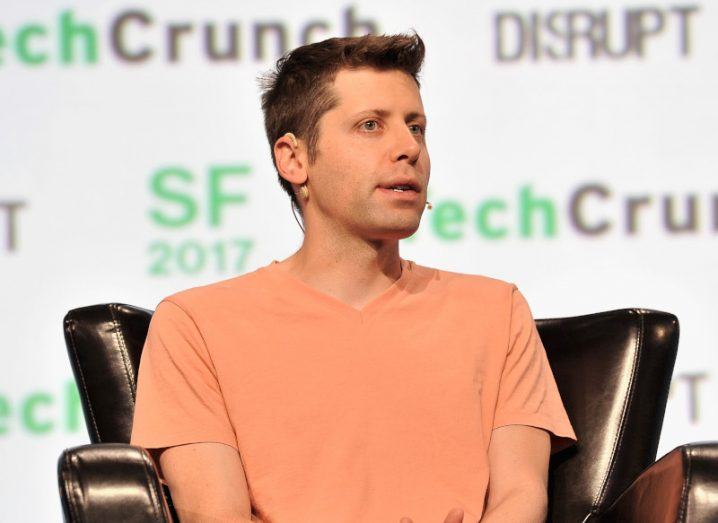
[421, 152, 431, 176]
[327, 153, 378, 190]
[315, 157, 364, 204]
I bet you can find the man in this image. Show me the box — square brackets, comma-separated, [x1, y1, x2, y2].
[130, 32, 577, 522]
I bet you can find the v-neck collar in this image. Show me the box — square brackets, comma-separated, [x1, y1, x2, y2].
[261, 257, 415, 322]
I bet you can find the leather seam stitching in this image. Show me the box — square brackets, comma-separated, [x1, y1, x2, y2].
[678, 446, 692, 522]
[61, 452, 81, 523]
[68, 452, 82, 523]
[139, 449, 164, 522]
[66, 320, 101, 442]
[109, 305, 137, 402]
[591, 312, 644, 510]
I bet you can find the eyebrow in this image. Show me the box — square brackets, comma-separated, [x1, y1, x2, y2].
[351, 109, 426, 121]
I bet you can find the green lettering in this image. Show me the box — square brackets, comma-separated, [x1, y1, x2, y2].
[64, 380, 82, 432]
[519, 184, 556, 237]
[0, 28, 5, 65]
[16, 25, 48, 65]
[22, 392, 53, 434]
[477, 199, 508, 239]
[59, 9, 98, 64]
[208, 165, 250, 227]
[0, 395, 11, 435]
[149, 167, 197, 227]
[431, 199, 465, 240]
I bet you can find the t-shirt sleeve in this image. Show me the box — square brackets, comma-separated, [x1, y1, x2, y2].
[492, 285, 578, 454]
[130, 298, 238, 451]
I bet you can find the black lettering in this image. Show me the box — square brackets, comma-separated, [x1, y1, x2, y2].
[301, 21, 329, 45]
[167, 23, 193, 62]
[630, 8, 664, 57]
[544, 11, 569, 60]
[495, 13, 525, 62]
[599, 10, 633, 58]
[253, 22, 286, 60]
[566, 10, 601, 59]
[343, 6, 377, 37]
[671, 5, 699, 56]
[528, 12, 540, 61]
[569, 183, 611, 235]
[204, 23, 240, 61]
[679, 373, 707, 423]
[663, 194, 698, 233]
[625, 196, 651, 234]
[110, 10, 152, 63]
[0, 200, 26, 252]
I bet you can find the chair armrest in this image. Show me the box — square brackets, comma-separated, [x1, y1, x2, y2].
[58, 443, 175, 523]
[596, 441, 718, 522]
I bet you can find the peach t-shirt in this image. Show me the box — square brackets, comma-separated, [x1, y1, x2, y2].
[130, 258, 577, 522]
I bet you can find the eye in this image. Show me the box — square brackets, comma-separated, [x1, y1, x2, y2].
[409, 124, 425, 136]
[361, 119, 380, 131]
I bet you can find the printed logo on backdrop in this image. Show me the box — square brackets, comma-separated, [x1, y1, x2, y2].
[147, 164, 256, 277]
[416, 182, 718, 241]
[0, 6, 377, 67]
[669, 372, 708, 423]
[0, 199, 26, 253]
[494, 5, 699, 62]
[0, 381, 81, 436]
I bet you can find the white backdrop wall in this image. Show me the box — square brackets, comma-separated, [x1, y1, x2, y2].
[1, 0, 716, 520]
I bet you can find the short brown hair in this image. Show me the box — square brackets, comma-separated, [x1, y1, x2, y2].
[259, 32, 426, 217]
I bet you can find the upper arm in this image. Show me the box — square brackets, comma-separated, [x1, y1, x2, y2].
[151, 442, 253, 523]
[131, 300, 238, 451]
[492, 286, 578, 454]
[486, 424, 550, 508]
[131, 299, 254, 521]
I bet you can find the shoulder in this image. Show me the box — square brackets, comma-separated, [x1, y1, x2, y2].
[155, 265, 268, 317]
[410, 260, 517, 301]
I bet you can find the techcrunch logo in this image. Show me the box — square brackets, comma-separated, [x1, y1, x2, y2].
[0, 6, 376, 67]
[408, 182, 718, 241]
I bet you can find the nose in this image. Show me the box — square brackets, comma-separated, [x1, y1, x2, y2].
[391, 125, 421, 164]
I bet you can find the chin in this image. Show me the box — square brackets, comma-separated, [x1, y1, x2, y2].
[369, 220, 420, 240]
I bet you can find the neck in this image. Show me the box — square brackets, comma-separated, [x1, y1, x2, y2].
[276, 220, 405, 307]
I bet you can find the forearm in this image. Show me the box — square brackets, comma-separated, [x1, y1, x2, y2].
[175, 507, 256, 522]
[480, 488, 547, 523]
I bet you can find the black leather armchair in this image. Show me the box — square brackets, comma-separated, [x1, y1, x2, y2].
[58, 304, 718, 522]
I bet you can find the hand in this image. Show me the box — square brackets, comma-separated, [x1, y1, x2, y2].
[400, 506, 464, 523]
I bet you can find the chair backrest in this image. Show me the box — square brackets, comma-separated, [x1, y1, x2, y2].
[538, 309, 678, 522]
[63, 304, 678, 523]
[64, 303, 152, 443]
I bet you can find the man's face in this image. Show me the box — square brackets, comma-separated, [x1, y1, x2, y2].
[306, 67, 431, 240]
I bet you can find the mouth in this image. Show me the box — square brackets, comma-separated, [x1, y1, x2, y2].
[377, 180, 421, 193]
[377, 186, 421, 201]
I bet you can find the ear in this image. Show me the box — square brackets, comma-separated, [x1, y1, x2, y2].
[274, 134, 307, 188]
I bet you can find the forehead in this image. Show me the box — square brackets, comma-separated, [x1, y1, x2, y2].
[329, 67, 424, 115]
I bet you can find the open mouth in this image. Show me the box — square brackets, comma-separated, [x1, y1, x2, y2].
[386, 185, 415, 192]
[378, 180, 421, 192]
[377, 186, 420, 199]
